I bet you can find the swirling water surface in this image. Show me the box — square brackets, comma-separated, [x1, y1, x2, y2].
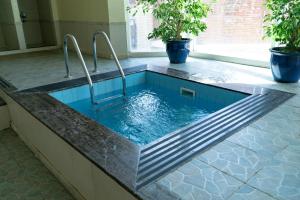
[68, 84, 226, 145]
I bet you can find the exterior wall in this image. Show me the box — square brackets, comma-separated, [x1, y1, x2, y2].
[129, 0, 267, 51]
[197, 0, 266, 44]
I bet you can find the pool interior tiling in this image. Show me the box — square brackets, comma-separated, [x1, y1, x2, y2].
[0, 128, 74, 200]
[50, 71, 249, 145]
[0, 50, 300, 200]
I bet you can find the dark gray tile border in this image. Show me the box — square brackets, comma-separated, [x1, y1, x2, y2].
[1, 65, 295, 199]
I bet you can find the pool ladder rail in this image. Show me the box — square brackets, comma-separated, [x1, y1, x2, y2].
[63, 33, 126, 105]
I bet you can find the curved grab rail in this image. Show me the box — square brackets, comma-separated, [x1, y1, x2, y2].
[63, 34, 96, 103]
[92, 31, 126, 96]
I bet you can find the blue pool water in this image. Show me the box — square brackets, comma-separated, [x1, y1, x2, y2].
[50, 72, 248, 145]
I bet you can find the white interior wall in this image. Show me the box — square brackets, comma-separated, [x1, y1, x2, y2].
[0, 26, 6, 50]
[17, 0, 43, 48]
[0, 0, 19, 50]
[0, 0, 27, 50]
[0, 105, 10, 130]
[37, 0, 57, 46]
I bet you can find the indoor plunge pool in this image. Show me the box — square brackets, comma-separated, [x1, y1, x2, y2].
[50, 71, 249, 145]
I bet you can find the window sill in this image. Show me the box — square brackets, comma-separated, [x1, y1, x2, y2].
[129, 51, 269, 68]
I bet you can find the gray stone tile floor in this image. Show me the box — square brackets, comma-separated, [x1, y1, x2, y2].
[0, 50, 300, 200]
[228, 185, 274, 200]
[0, 129, 74, 200]
[157, 159, 244, 200]
[197, 141, 265, 182]
[248, 161, 300, 200]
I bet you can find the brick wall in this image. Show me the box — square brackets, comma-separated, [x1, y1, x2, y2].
[197, 0, 266, 44]
[130, 0, 267, 50]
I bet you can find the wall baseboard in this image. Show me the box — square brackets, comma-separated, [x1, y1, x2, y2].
[0, 46, 59, 56]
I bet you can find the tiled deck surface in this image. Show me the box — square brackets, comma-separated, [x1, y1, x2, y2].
[0, 129, 74, 200]
[1, 50, 300, 200]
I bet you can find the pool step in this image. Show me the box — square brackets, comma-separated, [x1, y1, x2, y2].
[135, 91, 291, 190]
[95, 95, 126, 112]
[95, 94, 124, 104]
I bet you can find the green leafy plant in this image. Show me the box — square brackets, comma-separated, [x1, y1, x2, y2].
[264, 0, 300, 51]
[128, 0, 212, 42]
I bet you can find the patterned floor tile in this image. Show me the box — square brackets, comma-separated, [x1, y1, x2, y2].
[270, 104, 300, 121]
[248, 161, 300, 200]
[0, 129, 74, 200]
[227, 126, 289, 156]
[155, 159, 243, 200]
[250, 114, 300, 139]
[285, 95, 300, 108]
[228, 185, 276, 200]
[138, 181, 181, 200]
[197, 141, 265, 182]
[274, 145, 300, 168]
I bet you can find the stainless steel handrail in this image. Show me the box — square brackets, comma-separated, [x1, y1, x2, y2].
[63, 34, 96, 104]
[92, 31, 126, 96]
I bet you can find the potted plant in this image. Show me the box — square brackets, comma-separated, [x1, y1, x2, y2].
[264, 0, 300, 83]
[128, 0, 211, 64]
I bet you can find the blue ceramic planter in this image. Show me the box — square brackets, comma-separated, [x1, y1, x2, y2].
[270, 47, 300, 83]
[166, 39, 190, 64]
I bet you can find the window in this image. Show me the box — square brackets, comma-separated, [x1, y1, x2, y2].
[193, 0, 271, 62]
[128, 0, 164, 51]
[128, 0, 270, 62]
